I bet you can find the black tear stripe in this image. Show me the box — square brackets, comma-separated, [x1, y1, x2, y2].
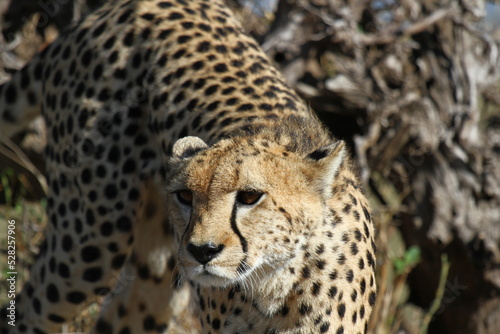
[230, 201, 248, 253]
[180, 214, 193, 250]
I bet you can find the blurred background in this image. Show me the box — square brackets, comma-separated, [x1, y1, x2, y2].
[0, 0, 499, 333]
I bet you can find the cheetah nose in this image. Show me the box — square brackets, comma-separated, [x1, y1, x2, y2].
[187, 243, 225, 265]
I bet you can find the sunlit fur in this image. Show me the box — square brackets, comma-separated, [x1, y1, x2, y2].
[166, 118, 376, 333]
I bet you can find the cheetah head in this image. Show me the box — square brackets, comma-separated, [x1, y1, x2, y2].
[166, 135, 346, 288]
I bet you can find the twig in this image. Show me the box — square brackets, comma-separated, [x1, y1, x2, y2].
[403, 8, 456, 36]
[0, 137, 48, 195]
[420, 254, 450, 334]
[331, 7, 457, 46]
[453, 16, 499, 69]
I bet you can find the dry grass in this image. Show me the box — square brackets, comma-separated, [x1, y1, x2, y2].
[366, 172, 448, 334]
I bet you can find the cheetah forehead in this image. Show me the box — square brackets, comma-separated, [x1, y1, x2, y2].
[167, 137, 275, 192]
[167, 136, 332, 198]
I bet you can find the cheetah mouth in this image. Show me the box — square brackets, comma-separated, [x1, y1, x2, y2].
[188, 266, 238, 287]
[184, 258, 287, 290]
[181, 261, 259, 288]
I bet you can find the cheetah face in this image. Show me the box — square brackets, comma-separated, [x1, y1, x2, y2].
[166, 136, 345, 288]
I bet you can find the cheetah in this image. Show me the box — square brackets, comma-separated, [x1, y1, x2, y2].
[0, 0, 376, 333]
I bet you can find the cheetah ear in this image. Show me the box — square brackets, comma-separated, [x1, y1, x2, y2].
[307, 140, 346, 198]
[172, 136, 208, 160]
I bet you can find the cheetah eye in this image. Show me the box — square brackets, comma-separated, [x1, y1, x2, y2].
[236, 191, 264, 206]
[176, 190, 193, 206]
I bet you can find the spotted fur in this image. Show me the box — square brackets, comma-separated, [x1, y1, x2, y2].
[0, 0, 376, 333]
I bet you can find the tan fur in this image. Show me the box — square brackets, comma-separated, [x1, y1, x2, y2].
[0, 0, 375, 333]
[166, 126, 376, 333]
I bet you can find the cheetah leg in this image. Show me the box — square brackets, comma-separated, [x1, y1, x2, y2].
[0, 161, 144, 333]
[92, 179, 200, 333]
